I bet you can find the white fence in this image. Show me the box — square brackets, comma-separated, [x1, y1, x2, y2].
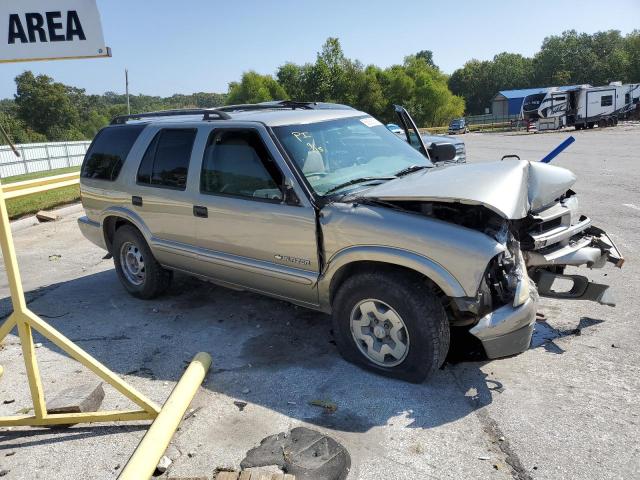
[0, 140, 90, 178]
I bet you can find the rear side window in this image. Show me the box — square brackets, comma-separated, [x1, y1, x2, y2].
[137, 129, 197, 190]
[81, 125, 145, 181]
[601, 95, 613, 107]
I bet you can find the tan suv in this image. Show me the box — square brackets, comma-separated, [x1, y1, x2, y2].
[78, 102, 623, 382]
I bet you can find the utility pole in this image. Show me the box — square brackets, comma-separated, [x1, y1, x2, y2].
[125, 68, 131, 115]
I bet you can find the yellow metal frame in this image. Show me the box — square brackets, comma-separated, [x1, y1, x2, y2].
[2, 172, 80, 200]
[0, 175, 212, 478]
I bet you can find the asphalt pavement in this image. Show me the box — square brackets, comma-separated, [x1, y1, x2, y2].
[0, 124, 638, 479]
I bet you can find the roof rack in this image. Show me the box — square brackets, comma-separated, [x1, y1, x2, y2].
[110, 108, 231, 125]
[217, 100, 317, 113]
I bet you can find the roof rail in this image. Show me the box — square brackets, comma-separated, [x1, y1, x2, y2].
[110, 108, 231, 125]
[217, 100, 316, 113]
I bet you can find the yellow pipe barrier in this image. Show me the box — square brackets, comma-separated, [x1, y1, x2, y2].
[0, 173, 212, 470]
[2, 172, 80, 199]
[118, 352, 212, 480]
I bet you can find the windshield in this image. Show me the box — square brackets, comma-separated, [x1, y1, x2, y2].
[273, 116, 432, 196]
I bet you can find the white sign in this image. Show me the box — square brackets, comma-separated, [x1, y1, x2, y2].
[0, 0, 110, 63]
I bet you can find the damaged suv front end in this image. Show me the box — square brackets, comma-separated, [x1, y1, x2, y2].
[359, 158, 623, 358]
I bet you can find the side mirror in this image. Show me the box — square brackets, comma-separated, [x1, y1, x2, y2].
[429, 142, 457, 162]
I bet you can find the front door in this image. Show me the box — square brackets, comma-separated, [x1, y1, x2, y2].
[190, 126, 319, 306]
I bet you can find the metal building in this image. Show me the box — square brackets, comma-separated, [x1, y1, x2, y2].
[491, 88, 549, 116]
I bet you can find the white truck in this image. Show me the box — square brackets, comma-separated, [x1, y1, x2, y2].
[523, 82, 640, 131]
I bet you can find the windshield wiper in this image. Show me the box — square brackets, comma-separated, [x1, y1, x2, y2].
[394, 165, 430, 177]
[324, 176, 395, 196]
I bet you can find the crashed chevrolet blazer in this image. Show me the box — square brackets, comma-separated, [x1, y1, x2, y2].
[78, 101, 623, 382]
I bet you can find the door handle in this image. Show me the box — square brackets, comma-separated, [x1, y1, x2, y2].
[193, 205, 208, 218]
[132, 196, 143, 206]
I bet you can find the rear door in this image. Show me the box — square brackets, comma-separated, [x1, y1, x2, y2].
[131, 127, 199, 263]
[190, 125, 319, 306]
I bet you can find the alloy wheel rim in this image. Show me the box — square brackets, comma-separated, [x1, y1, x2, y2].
[349, 299, 410, 367]
[120, 241, 145, 286]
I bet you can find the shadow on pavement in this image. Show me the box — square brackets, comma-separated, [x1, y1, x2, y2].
[1, 270, 502, 434]
[0, 425, 147, 450]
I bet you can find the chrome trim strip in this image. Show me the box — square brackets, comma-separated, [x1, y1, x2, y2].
[151, 238, 316, 286]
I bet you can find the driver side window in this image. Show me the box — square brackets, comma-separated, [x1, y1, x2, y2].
[200, 129, 283, 202]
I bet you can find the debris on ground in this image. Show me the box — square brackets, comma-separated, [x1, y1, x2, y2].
[156, 455, 172, 473]
[309, 399, 337, 414]
[478, 455, 491, 460]
[2, 399, 14, 405]
[241, 426, 350, 480]
[46, 383, 105, 415]
[36, 211, 59, 222]
[48, 254, 62, 261]
[241, 388, 251, 394]
[233, 400, 248, 411]
[0, 469, 10, 477]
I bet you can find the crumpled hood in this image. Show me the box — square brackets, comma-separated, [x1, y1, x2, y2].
[362, 160, 576, 219]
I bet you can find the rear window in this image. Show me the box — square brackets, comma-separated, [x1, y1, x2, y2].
[81, 125, 145, 181]
[137, 129, 197, 190]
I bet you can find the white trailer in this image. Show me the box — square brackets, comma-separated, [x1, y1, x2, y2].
[524, 82, 640, 130]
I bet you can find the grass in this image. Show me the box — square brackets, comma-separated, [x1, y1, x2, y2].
[1, 167, 81, 220]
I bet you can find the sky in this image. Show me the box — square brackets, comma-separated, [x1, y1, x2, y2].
[1, 0, 639, 99]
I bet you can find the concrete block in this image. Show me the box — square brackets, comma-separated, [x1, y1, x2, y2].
[36, 210, 59, 222]
[46, 382, 105, 414]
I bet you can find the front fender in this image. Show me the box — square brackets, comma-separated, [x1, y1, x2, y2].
[317, 245, 467, 312]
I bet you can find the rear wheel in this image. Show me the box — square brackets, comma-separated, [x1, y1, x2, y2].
[112, 225, 172, 299]
[332, 271, 450, 383]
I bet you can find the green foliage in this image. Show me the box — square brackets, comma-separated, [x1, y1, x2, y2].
[227, 71, 288, 104]
[450, 30, 640, 114]
[1, 75, 227, 146]
[269, 38, 465, 126]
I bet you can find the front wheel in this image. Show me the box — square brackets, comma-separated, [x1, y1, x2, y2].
[112, 225, 172, 299]
[332, 271, 450, 383]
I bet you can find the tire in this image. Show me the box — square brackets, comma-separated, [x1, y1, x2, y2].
[112, 225, 172, 299]
[332, 270, 450, 383]
[588, 122, 595, 129]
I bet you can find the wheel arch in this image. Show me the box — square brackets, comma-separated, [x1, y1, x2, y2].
[318, 246, 468, 312]
[100, 207, 152, 254]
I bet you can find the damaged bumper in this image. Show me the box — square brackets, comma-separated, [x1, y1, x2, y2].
[469, 290, 538, 359]
[523, 195, 624, 305]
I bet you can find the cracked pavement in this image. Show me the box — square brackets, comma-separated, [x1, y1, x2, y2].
[0, 125, 639, 479]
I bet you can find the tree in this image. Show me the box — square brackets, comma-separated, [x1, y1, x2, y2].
[415, 50, 437, 69]
[226, 71, 288, 104]
[533, 30, 630, 86]
[624, 30, 640, 83]
[449, 53, 534, 115]
[14, 71, 80, 140]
